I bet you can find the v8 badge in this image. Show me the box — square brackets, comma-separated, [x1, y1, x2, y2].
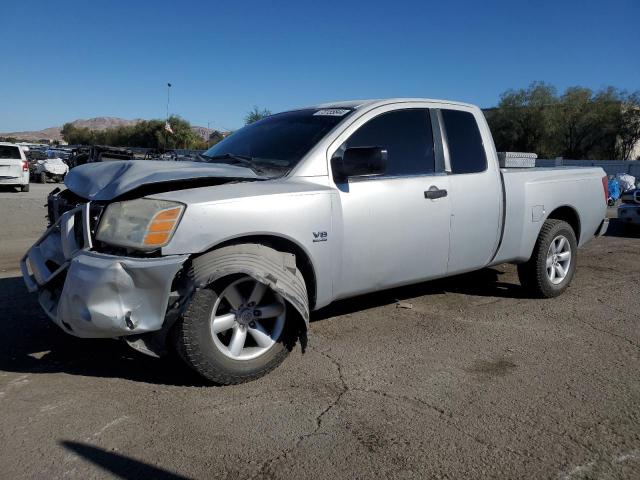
[312, 231, 328, 242]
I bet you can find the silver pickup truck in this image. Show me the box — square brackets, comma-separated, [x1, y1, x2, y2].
[22, 98, 609, 384]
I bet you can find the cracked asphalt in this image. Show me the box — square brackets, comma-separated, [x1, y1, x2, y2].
[1, 184, 639, 479]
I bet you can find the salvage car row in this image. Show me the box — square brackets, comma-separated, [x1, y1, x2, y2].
[0, 143, 70, 190]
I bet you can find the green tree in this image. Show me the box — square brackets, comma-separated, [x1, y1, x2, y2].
[61, 123, 96, 145]
[550, 87, 627, 159]
[485, 82, 557, 157]
[617, 92, 640, 160]
[60, 116, 209, 150]
[207, 130, 224, 147]
[487, 83, 640, 160]
[244, 106, 271, 125]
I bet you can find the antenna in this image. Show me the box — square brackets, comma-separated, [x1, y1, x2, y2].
[164, 82, 172, 152]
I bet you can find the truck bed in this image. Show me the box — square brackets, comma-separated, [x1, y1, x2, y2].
[492, 166, 607, 264]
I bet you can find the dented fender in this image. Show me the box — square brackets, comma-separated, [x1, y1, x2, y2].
[190, 244, 310, 328]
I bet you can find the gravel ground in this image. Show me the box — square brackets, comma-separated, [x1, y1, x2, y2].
[0, 184, 639, 479]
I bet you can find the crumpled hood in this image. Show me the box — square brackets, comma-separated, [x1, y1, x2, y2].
[65, 160, 259, 201]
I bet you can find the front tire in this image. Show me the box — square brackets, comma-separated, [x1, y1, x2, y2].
[39, 172, 47, 184]
[176, 275, 292, 385]
[517, 219, 577, 298]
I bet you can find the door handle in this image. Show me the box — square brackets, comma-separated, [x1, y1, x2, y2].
[424, 187, 448, 200]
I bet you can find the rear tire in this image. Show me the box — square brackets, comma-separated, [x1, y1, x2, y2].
[20, 184, 29, 192]
[175, 275, 293, 385]
[39, 172, 47, 184]
[517, 219, 577, 298]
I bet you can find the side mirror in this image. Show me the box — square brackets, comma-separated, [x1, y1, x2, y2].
[331, 146, 387, 181]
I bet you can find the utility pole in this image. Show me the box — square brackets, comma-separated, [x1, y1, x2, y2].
[166, 82, 171, 120]
[165, 82, 171, 152]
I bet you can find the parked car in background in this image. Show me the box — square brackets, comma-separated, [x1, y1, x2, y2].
[0, 142, 30, 192]
[144, 149, 179, 161]
[618, 189, 640, 227]
[22, 98, 609, 385]
[31, 157, 69, 183]
[68, 145, 134, 169]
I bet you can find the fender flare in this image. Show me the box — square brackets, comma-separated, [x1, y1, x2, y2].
[190, 243, 310, 330]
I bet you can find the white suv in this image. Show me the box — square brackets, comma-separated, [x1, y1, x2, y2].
[0, 143, 30, 192]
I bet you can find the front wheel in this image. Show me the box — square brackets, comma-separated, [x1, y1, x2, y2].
[175, 275, 292, 384]
[39, 172, 47, 184]
[517, 219, 578, 298]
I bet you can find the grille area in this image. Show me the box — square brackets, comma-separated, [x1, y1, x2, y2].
[47, 189, 105, 244]
[47, 188, 87, 226]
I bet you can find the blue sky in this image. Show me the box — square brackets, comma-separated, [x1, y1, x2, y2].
[1, 0, 639, 132]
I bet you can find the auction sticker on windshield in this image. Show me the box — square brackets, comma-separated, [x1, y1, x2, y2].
[313, 109, 350, 116]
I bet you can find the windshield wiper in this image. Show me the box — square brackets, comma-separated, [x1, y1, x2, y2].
[200, 153, 262, 173]
[201, 152, 254, 167]
[200, 152, 275, 175]
[199, 153, 292, 177]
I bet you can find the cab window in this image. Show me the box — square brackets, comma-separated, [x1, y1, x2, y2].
[441, 109, 487, 174]
[343, 109, 435, 176]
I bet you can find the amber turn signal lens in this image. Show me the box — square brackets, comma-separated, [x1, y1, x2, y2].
[148, 221, 175, 232]
[142, 207, 183, 246]
[143, 232, 171, 245]
[154, 208, 182, 221]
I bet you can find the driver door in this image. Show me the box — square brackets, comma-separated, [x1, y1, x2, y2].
[332, 107, 451, 299]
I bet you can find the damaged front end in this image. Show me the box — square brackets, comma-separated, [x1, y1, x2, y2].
[21, 160, 307, 359]
[21, 194, 189, 341]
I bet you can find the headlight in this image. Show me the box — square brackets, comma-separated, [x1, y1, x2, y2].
[96, 199, 185, 250]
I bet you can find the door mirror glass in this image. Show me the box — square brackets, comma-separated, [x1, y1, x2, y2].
[332, 146, 387, 180]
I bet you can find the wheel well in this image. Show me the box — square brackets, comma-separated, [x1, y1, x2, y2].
[547, 206, 581, 241]
[209, 235, 317, 309]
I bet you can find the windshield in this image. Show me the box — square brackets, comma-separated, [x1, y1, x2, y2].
[201, 108, 353, 175]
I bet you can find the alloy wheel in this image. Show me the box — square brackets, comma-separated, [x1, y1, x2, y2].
[546, 235, 571, 285]
[209, 277, 286, 360]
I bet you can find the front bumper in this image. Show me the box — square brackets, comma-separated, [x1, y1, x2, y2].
[21, 204, 188, 338]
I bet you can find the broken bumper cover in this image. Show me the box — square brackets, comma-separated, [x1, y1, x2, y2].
[24, 250, 187, 338]
[21, 205, 188, 338]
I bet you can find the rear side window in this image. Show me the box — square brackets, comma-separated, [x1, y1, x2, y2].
[441, 110, 486, 174]
[343, 109, 435, 176]
[0, 146, 21, 159]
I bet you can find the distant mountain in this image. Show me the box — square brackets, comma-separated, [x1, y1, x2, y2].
[0, 117, 224, 142]
[70, 117, 143, 131]
[0, 117, 141, 142]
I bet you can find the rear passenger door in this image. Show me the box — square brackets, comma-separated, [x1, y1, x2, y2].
[331, 107, 452, 299]
[438, 108, 502, 274]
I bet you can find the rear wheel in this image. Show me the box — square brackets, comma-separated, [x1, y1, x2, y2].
[176, 275, 292, 384]
[39, 172, 47, 184]
[20, 184, 29, 192]
[518, 219, 577, 298]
